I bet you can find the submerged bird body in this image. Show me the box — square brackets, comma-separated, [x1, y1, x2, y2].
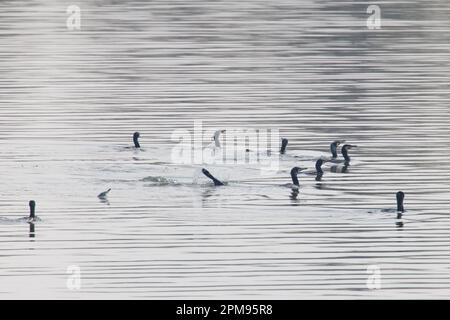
[202, 168, 224, 186]
[396, 191, 405, 213]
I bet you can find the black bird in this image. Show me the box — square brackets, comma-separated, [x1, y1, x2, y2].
[316, 158, 326, 175]
[29, 222, 35, 238]
[341, 144, 357, 163]
[280, 138, 288, 154]
[133, 132, 141, 148]
[29, 200, 36, 221]
[202, 168, 224, 186]
[281, 139, 345, 160]
[98, 188, 111, 199]
[304, 158, 330, 175]
[330, 140, 345, 159]
[396, 191, 405, 214]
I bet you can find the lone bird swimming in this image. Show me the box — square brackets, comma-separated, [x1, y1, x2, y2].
[133, 132, 141, 148]
[202, 168, 224, 186]
[304, 158, 330, 176]
[28, 200, 36, 222]
[98, 188, 111, 199]
[280, 138, 288, 154]
[280, 138, 347, 160]
[396, 191, 405, 217]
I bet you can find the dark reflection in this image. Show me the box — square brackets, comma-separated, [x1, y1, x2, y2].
[28, 222, 35, 238]
[396, 221, 404, 228]
[289, 188, 300, 205]
[201, 187, 219, 207]
[99, 198, 110, 205]
[202, 188, 216, 199]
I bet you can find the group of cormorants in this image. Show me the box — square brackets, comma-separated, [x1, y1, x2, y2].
[24, 131, 405, 222]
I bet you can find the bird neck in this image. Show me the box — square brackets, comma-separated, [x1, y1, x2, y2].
[280, 140, 288, 154]
[342, 147, 350, 162]
[330, 143, 337, 158]
[214, 133, 221, 148]
[291, 171, 299, 186]
[29, 206, 35, 219]
[203, 170, 224, 186]
[397, 200, 404, 212]
[133, 136, 140, 148]
[315, 161, 323, 174]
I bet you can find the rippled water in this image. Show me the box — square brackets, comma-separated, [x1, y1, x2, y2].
[1, 0, 450, 299]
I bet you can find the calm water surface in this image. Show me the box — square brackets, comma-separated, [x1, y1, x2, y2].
[1, 0, 450, 299]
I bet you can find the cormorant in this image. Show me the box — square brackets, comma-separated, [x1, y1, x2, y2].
[280, 138, 288, 154]
[213, 130, 226, 148]
[202, 168, 224, 186]
[133, 132, 141, 148]
[98, 188, 111, 199]
[288, 167, 306, 188]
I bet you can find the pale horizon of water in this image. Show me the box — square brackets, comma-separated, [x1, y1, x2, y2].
[1, 0, 450, 299]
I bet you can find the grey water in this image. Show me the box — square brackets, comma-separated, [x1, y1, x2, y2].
[1, 0, 450, 299]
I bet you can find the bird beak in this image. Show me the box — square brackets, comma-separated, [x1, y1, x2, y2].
[221, 130, 226, 133]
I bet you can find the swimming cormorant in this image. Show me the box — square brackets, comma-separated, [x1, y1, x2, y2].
[312, 159, 329, 175]
[98, 188, 111, 199]
[396, 191, 405, 213]
[341, 144, 357, 163]
[280, 138, 288, 154]
[213, 130, 226, 148]
[289, 167, 305, 188]
[330, 140, 345, 159]
[202, 168, 224, 186]
[133, 132, 141, 148]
